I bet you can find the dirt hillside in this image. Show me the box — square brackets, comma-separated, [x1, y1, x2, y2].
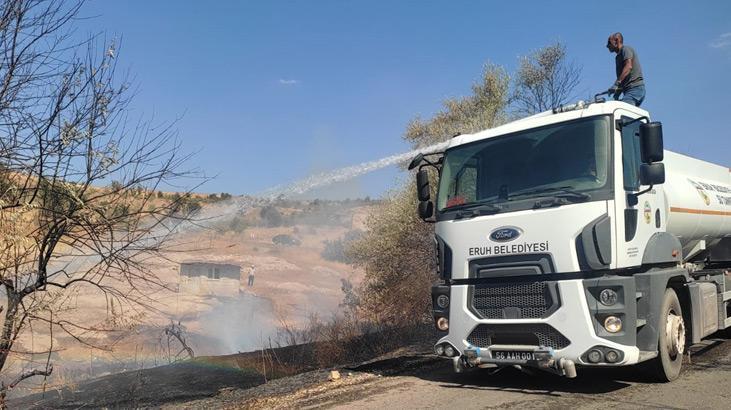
[9, 197, 377, 399]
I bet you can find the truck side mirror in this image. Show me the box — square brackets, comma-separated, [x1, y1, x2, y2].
[418, 201, 434, 219]
[640, 162, 665, 185]
[416, 169, 430, 202]
[408, 153, 424, 170]
[416, 169, 434, 220]
[639, 122, 664, 163]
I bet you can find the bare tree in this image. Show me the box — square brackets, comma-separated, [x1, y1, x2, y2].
[0, 0, 196, 401]
[512, 42, 582, 115]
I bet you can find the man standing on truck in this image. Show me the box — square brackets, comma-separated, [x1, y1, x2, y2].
[606, 32, 646, 106]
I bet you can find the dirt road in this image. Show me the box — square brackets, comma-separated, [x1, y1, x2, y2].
[243, 336, 731, 410]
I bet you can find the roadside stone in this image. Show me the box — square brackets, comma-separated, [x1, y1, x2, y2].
[329, 370, 341, 381]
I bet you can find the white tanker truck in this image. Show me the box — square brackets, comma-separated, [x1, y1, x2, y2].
[409, 97, 730, 381]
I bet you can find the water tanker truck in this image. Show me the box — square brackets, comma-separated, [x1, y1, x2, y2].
[409, 97, 731, 381]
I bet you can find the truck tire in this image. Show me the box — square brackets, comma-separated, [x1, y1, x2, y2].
[650, 288, 685, 382]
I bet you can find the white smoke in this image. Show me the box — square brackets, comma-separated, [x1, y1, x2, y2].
[198, 293, 277, 353]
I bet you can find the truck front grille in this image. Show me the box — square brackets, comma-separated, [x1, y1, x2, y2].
[466, 323, 570, 350]
[469, 281, 559, 319]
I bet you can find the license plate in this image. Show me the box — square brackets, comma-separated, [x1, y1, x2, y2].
[492, 350, 537, 361]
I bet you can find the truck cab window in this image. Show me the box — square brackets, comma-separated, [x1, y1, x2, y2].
[437, 117, 611, 212]
[445, 159, 477, 207]
[621, 118, 642, 191]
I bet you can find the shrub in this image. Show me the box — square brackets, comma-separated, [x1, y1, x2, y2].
[260, 205, 283, 227]
[272, 234, 300, 246]
[171, 194, 202, 216]
[347, 188, 437, 325]
[321, 230, 363, 263]
[228, 216, 248, 233]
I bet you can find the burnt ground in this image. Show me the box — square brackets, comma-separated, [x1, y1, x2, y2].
[9, 326, 438, 409]
[9, 360, 261, 409]
[9, 345, 312, 409]
[181, 334, 731, 409]
[11, 330, 731, 409]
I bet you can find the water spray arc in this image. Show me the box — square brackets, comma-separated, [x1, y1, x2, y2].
[172, 141, 449, 234]
[259, 141, 449, 200]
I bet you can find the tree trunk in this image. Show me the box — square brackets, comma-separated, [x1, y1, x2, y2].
[0, 292, 20, 374]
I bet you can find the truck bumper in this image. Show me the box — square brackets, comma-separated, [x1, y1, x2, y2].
[436, 279, 641, 374]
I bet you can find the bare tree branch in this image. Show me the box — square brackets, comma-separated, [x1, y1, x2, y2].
[5, 365, 53, 390]
[161, 320, 194, 363]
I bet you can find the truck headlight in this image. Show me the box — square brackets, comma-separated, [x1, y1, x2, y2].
[599, 289, 618, 306]
[603, 316, 622, 333]
[436, 295, 450, 309]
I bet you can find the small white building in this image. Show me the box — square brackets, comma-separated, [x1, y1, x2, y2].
[179, 261, 241, 297]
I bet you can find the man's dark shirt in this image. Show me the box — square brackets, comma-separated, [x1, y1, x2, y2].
[615, 45, 644, 88]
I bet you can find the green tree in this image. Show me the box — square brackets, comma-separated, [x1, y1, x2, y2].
[404, 65, 510, 148]
[348, 187, 440, 323]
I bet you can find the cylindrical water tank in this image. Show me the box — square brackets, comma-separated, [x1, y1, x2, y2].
[662, 151, 731, 248]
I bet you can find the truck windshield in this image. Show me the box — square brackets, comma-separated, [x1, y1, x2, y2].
[437, 116, 611, 211]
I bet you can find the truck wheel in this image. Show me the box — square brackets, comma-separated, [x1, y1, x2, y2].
[650, 288, 685, 382]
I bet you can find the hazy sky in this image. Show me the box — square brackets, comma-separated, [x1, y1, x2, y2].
[80, 1, 731, 197]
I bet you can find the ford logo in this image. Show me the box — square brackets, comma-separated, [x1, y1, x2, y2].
[489, 227, 522, 242]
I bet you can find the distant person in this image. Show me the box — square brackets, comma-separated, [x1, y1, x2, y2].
[606, 32, 645, 107]
[248, 265, 255, 286]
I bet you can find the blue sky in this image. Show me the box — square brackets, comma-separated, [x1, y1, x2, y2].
[79, 1, 731, 197]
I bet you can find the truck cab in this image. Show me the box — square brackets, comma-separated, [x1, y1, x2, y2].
[413, 100, 731, 381]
